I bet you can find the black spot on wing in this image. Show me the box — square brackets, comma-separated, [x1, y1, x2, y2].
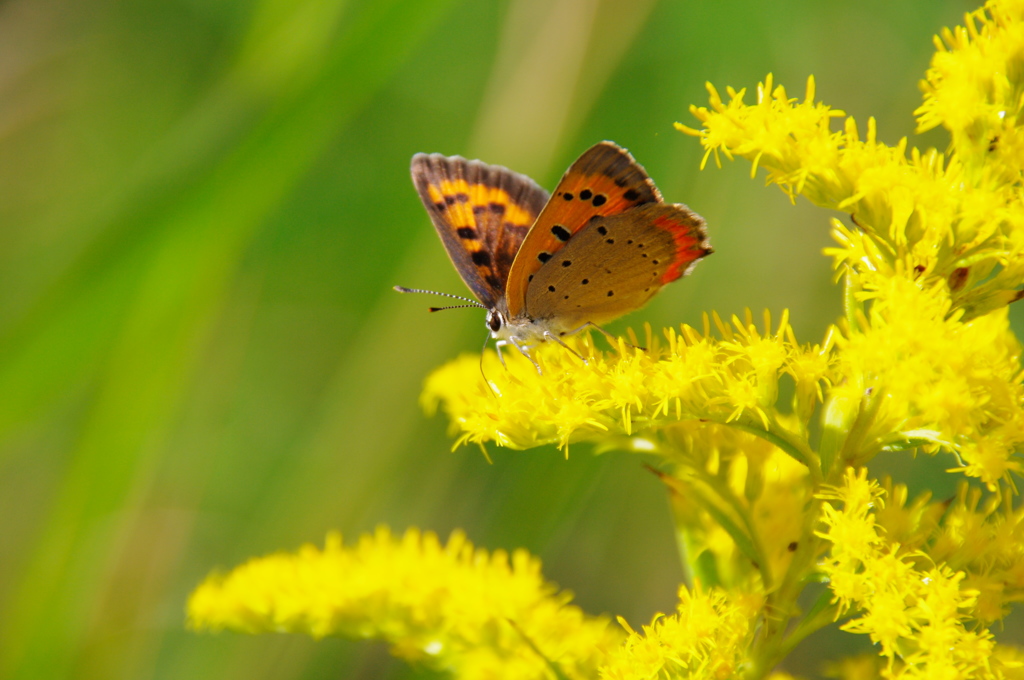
[551, 225, 571, 242]
[537, 252, 551, 264]
[457, 227, 478, 239]
[472, 251, 492, 266]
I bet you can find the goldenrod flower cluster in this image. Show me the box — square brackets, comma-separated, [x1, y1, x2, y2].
[188, 527, 622, 679]
[189, 1, 1024, 678]
[817, 470, 1000, 678]
[870, 477, 1024, 628]
[422, 311, 828, 460]
[600, 586, 762, 680]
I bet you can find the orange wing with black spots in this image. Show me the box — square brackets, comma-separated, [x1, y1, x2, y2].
[526, 203, 712, 329]
[411, 153, 549, 308]
[504, 142, 661, 317]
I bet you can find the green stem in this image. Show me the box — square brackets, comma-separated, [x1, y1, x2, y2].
[726, 419, 822, 484]
[755, 586, 838, 677]
[690, 468, 774, 590]
[648, 435, 775, 590]
[749, 491, 828, 677]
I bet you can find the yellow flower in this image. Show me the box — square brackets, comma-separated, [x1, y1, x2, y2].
[816, 469, 1013, 679]
[828, 277, 1024, 486]
[677, 74, 846, 206]
[924, 484, 1024, 625]
[675, 1, 1024, 487]
[681, 58, 1024, 321]
[188, 527, 622, 679]
[599, 585, 762, 680]
[916, 0, 1024, 177]
[422, 312, 825, 467]
[871, 478, 944, 552]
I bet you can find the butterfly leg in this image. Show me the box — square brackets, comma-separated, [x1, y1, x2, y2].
[494, 339, 509, 369]
[542, 331, 588, 365]
[509, 336, 542, 374]
[562, 322, 646, 351]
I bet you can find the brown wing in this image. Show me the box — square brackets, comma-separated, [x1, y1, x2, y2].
[505, 142, 660, 318]
[411, 153, 549, 308]
[526, 203, 711, 329]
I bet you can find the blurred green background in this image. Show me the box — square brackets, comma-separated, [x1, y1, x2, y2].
[0, 0, 985, 678]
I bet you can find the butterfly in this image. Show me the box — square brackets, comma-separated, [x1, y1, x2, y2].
[400, 141, 712, 366]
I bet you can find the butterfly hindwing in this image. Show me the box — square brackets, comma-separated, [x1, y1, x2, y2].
[525, 202, 711, 329]
[504, 142, 660, 317]
[411, 153, 549, 307]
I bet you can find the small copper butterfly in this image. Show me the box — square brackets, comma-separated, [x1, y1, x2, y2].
[399, 141, 712, 364]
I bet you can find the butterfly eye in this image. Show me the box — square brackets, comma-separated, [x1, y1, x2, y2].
[487, 311, 503, 332]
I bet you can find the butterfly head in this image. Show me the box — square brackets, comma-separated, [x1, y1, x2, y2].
[485, 303, 532, 342]
[486, 303, 558, 346]
[486, 309, 504, 334]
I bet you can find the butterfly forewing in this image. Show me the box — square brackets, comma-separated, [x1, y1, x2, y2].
[525, 203, 711, 329]
[411, 153, 549, 307]
[504, 142, 661, 317]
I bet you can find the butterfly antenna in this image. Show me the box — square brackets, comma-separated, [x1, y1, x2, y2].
[393, 286, 485, 308]
[428, 304, 482, 313]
